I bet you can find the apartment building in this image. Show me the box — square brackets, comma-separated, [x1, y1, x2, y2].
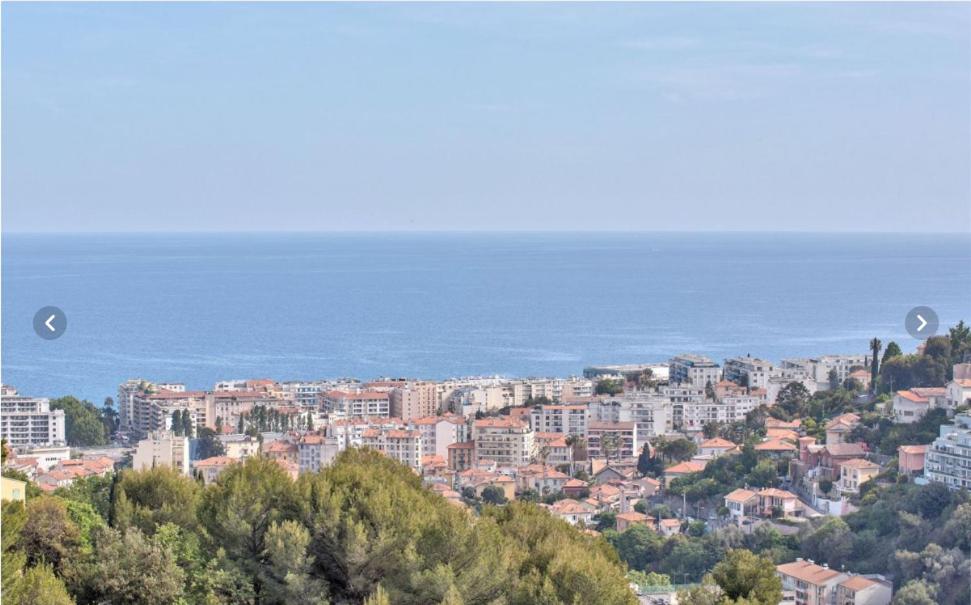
[530, 404, 589, 436]
[669, 354, 722, 386]
[659, 384, 705, 429]
[925, 414, 971, 490]
[533, 432, 573, 466]
[0, 391, 65, 448]
[297, 434, 340, 473]
[117, 382, 208, 439]
[588, 393, 672, 438]
[133, 430, 190, 475]
[389, 382, 440, 420]
[362, 428, 423, 470]
[777, 560, 890, 605]
[411, 415, 467, 458]
[472, 417, 535, 466]
[724, 356, 775, 389]
[587, 421, 637, 459]
[321, 390, 390, 418]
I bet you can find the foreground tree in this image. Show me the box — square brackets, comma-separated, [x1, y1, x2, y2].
[709, 549, 782, 605]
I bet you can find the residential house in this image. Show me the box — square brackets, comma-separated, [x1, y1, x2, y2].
[837, 459, 880, 496]
[724, 488, 759, 522]
[834, 576, 892, 605]
[547, 498, 596, 526]
[663, 461, 706, 488]
[758, 488, 802, 518]
[897, 445, 927, 475]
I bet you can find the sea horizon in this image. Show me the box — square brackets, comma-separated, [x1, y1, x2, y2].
[3, 231, 970, 402]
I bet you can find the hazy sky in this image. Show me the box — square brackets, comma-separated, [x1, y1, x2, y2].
[3, 2, 970, 233]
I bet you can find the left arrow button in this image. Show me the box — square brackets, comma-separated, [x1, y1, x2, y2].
[33, 306, 67, 340]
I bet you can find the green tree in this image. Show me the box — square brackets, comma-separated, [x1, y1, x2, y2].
[892, 580, 937, 605]
[882, 342, 903, 364]
[870, 338, 882, 394]
[198, 457, 301, 603]
[196, 426, 226, 459]
[50, 396, 108, 447]
[709, 549, 782, 605]
[112, 466, 202, 535]
[659, 438, 698, 463]
[2, 501, 28, 597]
[71, 526, 185, 605]
[55, 474, 114, 521]
[775, 382, 810, 418]
[17, 497, 81, 574]
[10, 563, 75, 605]
[481, 485, 508, 505]
[595, 379, 624, 396]
[261, 520, 329, 605]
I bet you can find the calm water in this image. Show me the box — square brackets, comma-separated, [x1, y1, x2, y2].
[2, 232, 970, 403]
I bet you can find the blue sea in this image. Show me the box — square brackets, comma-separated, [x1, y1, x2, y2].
[2, 232, 970, 403]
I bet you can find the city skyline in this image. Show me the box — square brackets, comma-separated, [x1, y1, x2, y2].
[2, 2, 970, 234]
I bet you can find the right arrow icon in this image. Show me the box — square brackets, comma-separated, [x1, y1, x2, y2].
[916, 314, 928, 332]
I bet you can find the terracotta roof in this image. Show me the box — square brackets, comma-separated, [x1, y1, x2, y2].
[700, 438, 736, 449]
[549, 498, 595, 515]
[588, 421, 636, 430]
[473, 417, 527, 429]
[758, 488, 797, 499]
[616, 512, 649, 522]
[448, 441, 475, 450]
[953, 379, 971, 388]
[659, 518, 681, 528]
[840, 458, 879, 470]
[896, 390, 929, 403]
[777, 561, 843, 585]
[563, 478, 588, 488]
[755, 438, 797, 452]
[665, 461, 706, 474]
[824, 442, 866, 457]
[840, 576, 879, 591]
[387, 430, 419, 439]
[898, 445, 928, 455]
[725, 488, 758, 503]
[194, 456, 236, 468]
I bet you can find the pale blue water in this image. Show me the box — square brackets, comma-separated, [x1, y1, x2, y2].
[3, 232, 970, 403]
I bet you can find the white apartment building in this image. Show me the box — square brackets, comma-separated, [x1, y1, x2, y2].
[362, 428, 423, 470]
[682, 393, 762, 431]
[724, 356, 775, 389]
[659, 384, 705, 429]
[411, 416, 467, 458]
[782, 355, 867, 391]
[590, 394, 672, 438]
[668, 354, 722, 386]
[321, 390, 390, 418]
[0, 392, 66, 448]
[133, 431, 190, 475]
[925, 414, 971, 490]
[530, 404, 589, 436]
[472, 417, 535, 466]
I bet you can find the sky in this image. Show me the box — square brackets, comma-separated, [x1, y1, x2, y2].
[2, 2, 970, 233]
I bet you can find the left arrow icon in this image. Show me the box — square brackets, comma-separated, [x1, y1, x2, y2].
[33, 306, 67, 340]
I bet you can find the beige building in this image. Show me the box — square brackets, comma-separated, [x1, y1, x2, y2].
[1, 476, 27, 503]
[587, 421, 637, 459]
[837, 459, 880, 496]
[133, 430, 190, 475]
[389, 382, 440, 420]
[777, 560, 891, 605]
[472, 417, 535, 466]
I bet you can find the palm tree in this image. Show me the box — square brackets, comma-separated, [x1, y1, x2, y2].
[869, 338, 882, 394]
[565, 434, 586, 476]
[601, 433, 620, 465]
